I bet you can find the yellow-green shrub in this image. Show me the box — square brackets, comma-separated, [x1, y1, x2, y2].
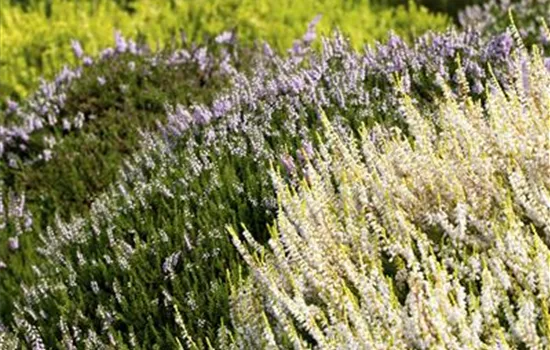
[0, 0, 449, 100]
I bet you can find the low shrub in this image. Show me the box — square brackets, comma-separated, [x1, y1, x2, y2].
[228, 47, 550, 348]
[2, 23, 548, 347]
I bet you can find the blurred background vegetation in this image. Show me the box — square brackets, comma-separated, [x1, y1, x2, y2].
[0, 0, 454, 101]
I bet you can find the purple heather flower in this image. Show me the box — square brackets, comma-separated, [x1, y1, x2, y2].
[215, 31, 234, 44]
[465, 60, 485, 79]
[472, 80, 484, 95]
[302, 15, 322, 44]
[387, 33, 405, 50]
[280, 154, 296, 174]
[166, 104, 193, 136]
[55, 66, 74, 85]
[303, 141, 314, 158]
[484, 33, 513, 61]
[6, 100, 19, 113]
[213, 98, 231, 118]
[263, 42, 274, 58]
[302, 31, 316, 44]
[194, 47, 209, 71]
[431, 35, 456, 58]
[8, 237, 19, 251]
[100, 47, 115, 59]
[290, 41, 304, 58]
[83, 56, 94, 66]
[205, 129, 216, 145]
[115, 31, 128, 53]
[71, 40, 84, 59]
[298, 140, 314, 162]
[97, 76, 106, 86]
[289, 75, 305, 94]
[192, 106, 212, 125]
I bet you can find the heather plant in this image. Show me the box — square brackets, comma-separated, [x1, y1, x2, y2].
[4, 21, 532, 229]
[1, 31, 246, 227]
[5, 9, 546, 235]
[459, 0, 550, 48]
[227, 48, 550, 348]
[3, 6, 550, 346]
[0, 0, 449, 100]
[0, 32, 248, 337]
[3, 24, 548, 348]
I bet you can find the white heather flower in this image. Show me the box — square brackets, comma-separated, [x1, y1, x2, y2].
[90, 281, 100, 294]
[42, 149, 52, 161]
[8, 236, 19, 251]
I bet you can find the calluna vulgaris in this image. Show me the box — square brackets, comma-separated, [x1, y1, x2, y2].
[229, 46, 550, 348]
[1, 9, 549, 350]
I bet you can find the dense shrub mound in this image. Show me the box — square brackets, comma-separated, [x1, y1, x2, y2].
[0, 0, 449, 100]
[0, 1, 549, 349]
[2, 23, 549, 348]
[229, 49, 550, 348]
[1, 34, 247, 224]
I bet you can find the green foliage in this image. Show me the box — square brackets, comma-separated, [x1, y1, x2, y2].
[0, 0, 449, 100]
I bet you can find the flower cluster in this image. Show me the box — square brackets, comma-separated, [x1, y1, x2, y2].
[0, 185, 32, 266]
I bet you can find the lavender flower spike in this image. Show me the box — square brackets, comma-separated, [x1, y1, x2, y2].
[215, 31, 234, 44]
[115, 30, 128, 53]
[71, 40, 84, 59]
[302, 14, 322, 44]
[280, 154, 296, 174]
